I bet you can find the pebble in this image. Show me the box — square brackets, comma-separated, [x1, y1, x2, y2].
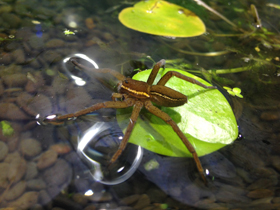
[85, 17, 96, 29]
[271, 156, 280, 172]
[0, 141, 8, 161]
[97, 202, 118, 210]
[247, 178, 278, 190]
[1, 12, 21, 28]
[260, 111, 280, 121]
[12, 48, 25, 64]
[4, 151, 20, 163]
[249, 196, 273, 206]
[64, 85, 93, 113]
[103, 32, 114, 41]
[133, 194, 150, 210]
[0, 80, 4, 96]
[215, 190, 251, 203]
[20, 138, 42, 158]
[0, 5, 13, 13]
[37, 149, 58, 170]
[273, 197, 280, 203]
[72, 193, 88, 206]
[8, 191, 38, 209]
[217, 184, 249, 196]
[0, 103, 30, 120]
[8, 157, 27, 183]
[50, 143, 72, 155]
[43, 50, 62, 63]
[4, 181, 26, 201]
[25, 161, 38, 180]
[25, 72, 45, 93]
[235, 168, 254, 184]
[16, 92, 52, 117]
[38, 190, 52, 205]
[0, 162, 9, 188]
[225, 143, 265, 170]
[247, 189, 274, 199]
[45, 38, 65, 48]
[146, 188, 167, 203]
[52, 194, 83, 210]
[88, 192, 113, 202]
[43, 159, 72, 186]
[27, 35, 45, 50]
[84, 204, 97, 210]
[50, 76, 68, 95]
[0, 52, 12, 64]
[26, 179, 47, 190]
[2, 73, 27, 87]
[120, 194, 140, 205]
[114, 207, 134, 210]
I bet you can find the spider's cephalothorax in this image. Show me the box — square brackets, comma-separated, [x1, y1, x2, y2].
[118, 76, 188, 107]
[44, 58, 216, 184]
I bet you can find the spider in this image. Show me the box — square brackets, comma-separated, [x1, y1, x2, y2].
[44, 58, 216, 183]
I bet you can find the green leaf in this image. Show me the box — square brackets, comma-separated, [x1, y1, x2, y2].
[232, 87, 241, 94]
[0, 120, 14, 137]
[118, 0, 205, 37]
[117, 68, 238, 157]
[223, 86, 243, 98]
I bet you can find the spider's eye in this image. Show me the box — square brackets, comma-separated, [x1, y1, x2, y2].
[124, 80, 128, 84]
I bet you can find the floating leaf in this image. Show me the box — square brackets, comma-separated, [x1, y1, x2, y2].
[117, 68, 238, 157]
[223, 86, 243, 98]
[118, 0, 205, 37]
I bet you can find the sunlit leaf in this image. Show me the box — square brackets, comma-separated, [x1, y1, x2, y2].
[117, 69, 238, 157]
[118, 0, 205, 37]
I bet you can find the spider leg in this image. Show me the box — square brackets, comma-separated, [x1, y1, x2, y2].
[44, 98, 136, 124]
[110, 101, 143, 164]
[157, 71, 216, 89]
[111, 93, 130, 102]
[112, 93, 124, 101]
[71, 58, 126, 82]
[147, 59, 166, 85]
[144, 101, 207, 184]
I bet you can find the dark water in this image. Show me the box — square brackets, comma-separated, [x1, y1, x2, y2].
[0, 0, 280, 209]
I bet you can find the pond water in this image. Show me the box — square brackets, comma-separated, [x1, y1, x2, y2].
[0, 0, 280, 209]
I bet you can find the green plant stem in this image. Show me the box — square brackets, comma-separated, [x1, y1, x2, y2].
[193, 0, 246, 32]
[208, 66, 251, 74]
[161, 40, 230, 57]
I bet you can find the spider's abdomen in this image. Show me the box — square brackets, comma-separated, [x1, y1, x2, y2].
[150, 85, 187, 107]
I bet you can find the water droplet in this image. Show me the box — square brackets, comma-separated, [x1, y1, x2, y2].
[77, 122, 143, 185]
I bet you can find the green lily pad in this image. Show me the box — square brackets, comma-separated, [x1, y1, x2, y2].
[118, 0, 205, 37]
[116, 68, 238, 157]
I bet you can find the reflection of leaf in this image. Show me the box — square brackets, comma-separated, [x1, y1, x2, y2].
[117, 68, 238, 157]
[1, 120, 14, 136]
[118, 0, 205, 37]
